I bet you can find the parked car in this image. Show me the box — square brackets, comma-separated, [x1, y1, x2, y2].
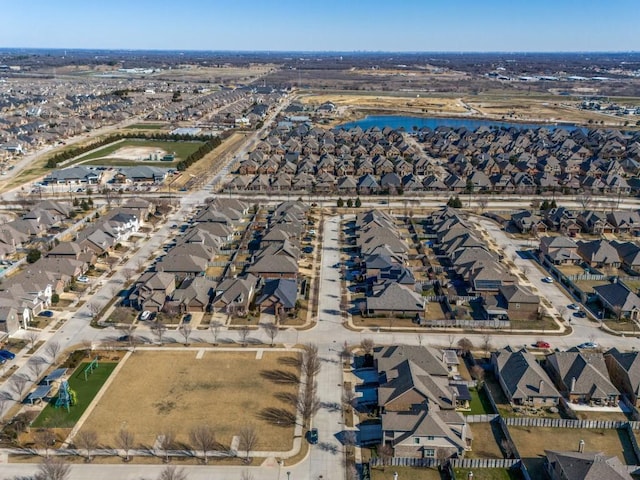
[567, 303, 579, 310]
[573, 311, 587, 318]
[578, 342, 598, 349]
[39, 310, 54, 317]
[535, 341, 551, 349]
[77, 275, 90, 283]
[183, 314, 192, 324]
[140, 310, 151, 321]
[307, 427, 318, 445]
[0, 349, 15, 360]
[542, 276, 554, 283]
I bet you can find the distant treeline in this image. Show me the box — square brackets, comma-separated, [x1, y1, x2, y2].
[45, 133, 221, 170]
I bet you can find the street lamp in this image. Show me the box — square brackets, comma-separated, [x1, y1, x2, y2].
[286, 471, 291, 480]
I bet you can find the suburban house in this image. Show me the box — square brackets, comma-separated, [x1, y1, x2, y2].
[484, 284, 540, 321]
[593, 281, 640, 321]
[611, 241, 640, 274]
[546, 351, 619, 406]
[170, 276, 214, 313]
[212, 274, 259, 316]
[539, 236, 581, 265]
[255, 278, 298, 318]
[491, 347, 561, 406]
[544, 450, 633, 480]
[576, 240, 622, 268]
[0, 306, 19, 335]
[605, 348, 640, 407]
[129, 271, 176, 312]
[374, 345, 472, 459]
[365, 283, 426, 318]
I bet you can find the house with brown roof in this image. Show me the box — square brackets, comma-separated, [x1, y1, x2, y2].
[129, 271, 176, 312]
[605, 348, 640, 407]
[213, 274, 259, 316]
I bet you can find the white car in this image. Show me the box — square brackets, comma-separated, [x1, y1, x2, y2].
[542, 276, 554, 283]
[140, 310, 151, 321]
[77, 275, 90, 283]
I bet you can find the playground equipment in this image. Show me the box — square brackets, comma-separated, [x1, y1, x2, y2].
[84, 357, 99, 381]
[54, 380, 76, 411]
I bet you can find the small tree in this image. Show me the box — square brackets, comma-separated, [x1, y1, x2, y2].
[360, 338, 375, 355]
[262, 322, 278, 347]
[116, 428, 135, 462]
[482, 333, 493, 357]
[189, 425, 216, 464]
[29, 356, 47, 381]
[158, 465, 188, 480]
[238, 325, 250, 346]
[25, 330, 40, 350]
[457, 337, 473, 355]
[238, 424, 258, 463]
[210, 320, 223, 345]
[354, 197, 362, 208]
[301, 344, 321, 379]
[151, 319, 167, 345]
[337, 197, 344, 208]
[46, 341, 62, 364]
[471, 365, 485, 387]
[36, 457, 71, 480]
[74, 429, 98, 462]
[346, 198, 353, 208]
[26, 248, 42, 264]
[158, 429, 176, 463]
[178, 323, 192, 345]
[35, 429, 57, 458]
[9, 373, 30, 400]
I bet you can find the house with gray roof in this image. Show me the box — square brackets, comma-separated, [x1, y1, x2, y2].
[611, 241, 640, 274]
[545, 450, 632, 480]
[366, 283, 426, 317]
[255, 278, 297, 317]
[607, 211, 640, 235]
[491, 347, 560, 406]
[539, 236, 581, 265]
[129, 271, 176, 312]
[213, 274, 259, 316]
[605, 348, 640, 407]
[170, 276, 214, 313]
[546, 351, 619, 405]
[593, 281, 640, 321]
[43, 166, 100, 184]
[576, 239, 621, 268]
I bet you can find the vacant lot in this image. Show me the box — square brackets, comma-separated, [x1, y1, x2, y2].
[300, 93, 468, 114]
[511, 426, 636, 478]
[78, 350, 300, 451]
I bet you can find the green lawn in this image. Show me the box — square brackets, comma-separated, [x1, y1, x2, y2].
[32, 362, 118, 428]
[77, 139, 204, 163]
[467, 386, 496, 415]
[455, 468, 523, 480]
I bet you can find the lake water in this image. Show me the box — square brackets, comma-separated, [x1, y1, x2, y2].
[338, 115, 579, 131]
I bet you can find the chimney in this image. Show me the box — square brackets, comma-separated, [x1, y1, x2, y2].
[578, 439, 585, 453]
[570, 377, 576, 392]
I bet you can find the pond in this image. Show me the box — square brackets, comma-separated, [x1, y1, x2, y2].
[338, 114, 580, 132]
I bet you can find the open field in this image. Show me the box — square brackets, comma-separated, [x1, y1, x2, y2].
[33, 362, 118, 428]
[77, 139, 204, 164]
[299, 93, 468, 114]
[78, 350, 300, 450]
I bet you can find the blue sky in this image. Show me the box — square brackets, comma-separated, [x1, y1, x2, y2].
[1, 0, 638, 52]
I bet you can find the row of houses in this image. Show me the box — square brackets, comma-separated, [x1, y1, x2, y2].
[353, 210, 427, 318]
[427, 208, 541, 321]
[492, 346, 640, 408]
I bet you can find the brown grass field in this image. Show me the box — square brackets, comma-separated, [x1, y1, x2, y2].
[78, 350, 300, 451]
[468, 422, 504, 459]
[299, 93, 468, 114]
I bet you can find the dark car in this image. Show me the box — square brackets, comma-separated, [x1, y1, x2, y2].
[573, 311, 587, 318]
[183, 314, 192, 324]
[39, 310, 54, 317]
[307, 427, 318, 445]
[0, 349, 15, 360]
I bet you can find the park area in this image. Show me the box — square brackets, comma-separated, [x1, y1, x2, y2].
[77, 350, 301, 451]
[79, 139, 205, 166]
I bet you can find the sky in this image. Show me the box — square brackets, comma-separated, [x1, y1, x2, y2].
[1, 0, 638, 52]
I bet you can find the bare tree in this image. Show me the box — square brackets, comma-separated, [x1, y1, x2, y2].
[447, 334, 456, 349]
[297, 380, 321, 426]
[342, 385, 357, 412]
[28, 356, 48, 381]
[360, 338, 375, 355]
[189, 425, 216, 464]
[87, 303, 100, 318]
[158, 465, 188, 480]
[25, 330, 40, 351]
[457, 337, 473, 355]
[238, 424, 258, 463]
[416, 332, 424, 346]
[339, 341, 352, 366]
[477, 196, 489, 213]
[118, 324, 138, 350]
[45, 341, 62, 364]
[74, 430, 98, 461]
[151, 319, 167, 345]
[301, 344, 321, 379]
[178, 324, 192, 345]
[210, 320, 223, 345]
[36, 456, 71, 480]
[9, 373, 29, 400]
[158, 429, 176, 463]
[116, 429, 135, 462]
[482, 334, 493, 357]
[121, 268, 134, 286]
[238, 325, 250, 346]
[577, 192, 593, 211]
[240, 470, 255, 480]
[35, 429, 57, 458]
[262, 322, 278, 347]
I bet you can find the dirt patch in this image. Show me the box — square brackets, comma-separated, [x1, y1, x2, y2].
[78, 350, 300, 451]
